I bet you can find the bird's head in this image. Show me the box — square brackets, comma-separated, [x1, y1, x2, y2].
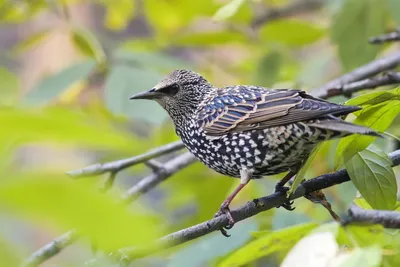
[130, 69, 213, 119]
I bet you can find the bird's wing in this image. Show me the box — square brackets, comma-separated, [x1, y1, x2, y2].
[197, 86, 360, 136]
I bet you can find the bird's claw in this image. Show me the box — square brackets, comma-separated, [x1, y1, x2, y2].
[214, 204, 235, 237]
[274, 185, 296, 211]
[280, 200, 295, 211]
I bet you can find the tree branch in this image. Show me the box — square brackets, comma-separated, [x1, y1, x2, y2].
[347, 204, 400, 228]
[22, 230, 79, 267]
[313, 52, 400, 98]
[66, 140, 184, 177]
[317, 72, 400, 99]
[252, 0, 325, 28]
[121, 152, 196, 203]
[110, 149, 400, 265]
[369, 30, 400, 45]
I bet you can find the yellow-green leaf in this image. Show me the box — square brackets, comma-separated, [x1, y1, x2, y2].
[12, 30, 50, 54]
[287, 145, 321, 197]
[144, 0, 216, 35]
[0, 66, 20, 106]
[0, 1, 45, 23]
[345, 145, 397, 210]
[339, 246, 382, 267]
[212, 0, 247, 21]
[0, 106, 143, 152]
[331, 0, 385, 71]
[0, 235, 21, 266]
[174, 31, 246, 46]
[253, 51, 282, 86]
[218, 222, 317, 267]
[102, 0, 136, 31]
[70, 26, 106, 63]
[335, 100, 400, 168]
[260, 19, 325, 46]
[345, 87, 400, 108]
[0, 173, 160, 251]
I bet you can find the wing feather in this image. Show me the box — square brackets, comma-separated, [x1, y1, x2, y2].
[197, 86, 359, 136]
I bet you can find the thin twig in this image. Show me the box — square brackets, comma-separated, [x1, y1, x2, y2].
[121, 152, 197, 203]
[319, 72, 400, 99]
[346, 204, 400, 228]
[109, 149, 400, 265]
[252, 0, 325, 28]
[67, 141, 184, 177]
[99, 172, 117, 193]
[313, 52, 400, 98]
[22, 230, 79, 267]
[369, 31, 400, 44]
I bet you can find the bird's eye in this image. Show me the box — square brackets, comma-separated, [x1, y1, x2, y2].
[159, 84, 180, 95]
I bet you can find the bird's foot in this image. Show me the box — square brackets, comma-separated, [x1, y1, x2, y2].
[214, 201, 235, 237]
[274, 184, 295, 211]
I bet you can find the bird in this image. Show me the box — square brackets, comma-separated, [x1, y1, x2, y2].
[129, 69, 380, 235]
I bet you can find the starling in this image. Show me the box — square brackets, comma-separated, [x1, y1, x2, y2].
[130, 69, 379, 231]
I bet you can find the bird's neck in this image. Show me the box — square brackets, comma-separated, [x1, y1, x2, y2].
[166, 101, 199, 129]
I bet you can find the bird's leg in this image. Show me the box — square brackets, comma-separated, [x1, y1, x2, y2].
[274, 171, 297, 211]
[215, 169, 252, 232]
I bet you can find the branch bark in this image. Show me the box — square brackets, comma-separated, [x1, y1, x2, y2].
[22, 230, 79, 267]
[67, 140, 184, 177]
[313, 52, 400, 98]
[347, 204, 400, 228]
[318, 72, 400, 99]
[369, 30, 400, 44]
[121, 152, 196, 203]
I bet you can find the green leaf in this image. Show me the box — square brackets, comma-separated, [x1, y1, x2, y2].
[70, 27, 106, 63]
[104, 65, 168, 125]
[144, 0, 217, 35]
[0, 106, 142, 152]
[345, 145, 397, 210]
[339, 246, 382, 267]
[338, 224, 387, 248]
[253, 51, 282, 86]
[0, 1, 45, 23]
[260, 19, 325, 46]
[331, 0, 386, 71]
[168, 220, 257, 267]
[12, 30, 50, 54]
[212, 0, 247, 21]
[114, 50, 192, 71]
[24, 59, 96, 105]
[334, 99, 400, 168]
[388, 0, 400, 24]
[174, 31, 247, 46]
[0, 66, 20, 105]
[345, 87, 400, 107]
[287, 145, 321, 197]
[218, 222, 317, 267]
[101, 0, 136, 31]
[0, 173, 160, 251]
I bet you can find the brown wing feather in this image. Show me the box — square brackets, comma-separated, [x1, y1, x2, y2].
[199, 87, 359, 136]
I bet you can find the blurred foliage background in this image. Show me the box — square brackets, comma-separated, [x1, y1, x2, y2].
[0, 0, 400, 266]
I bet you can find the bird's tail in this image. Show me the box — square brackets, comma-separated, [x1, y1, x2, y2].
[308, 119, 382, 138]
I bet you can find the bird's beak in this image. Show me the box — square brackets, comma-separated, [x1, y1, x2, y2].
[129, 89, 160, 100]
